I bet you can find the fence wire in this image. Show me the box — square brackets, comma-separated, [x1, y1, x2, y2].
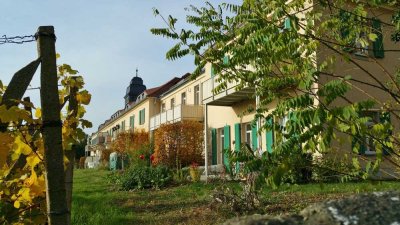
[0, 35, 35, 45]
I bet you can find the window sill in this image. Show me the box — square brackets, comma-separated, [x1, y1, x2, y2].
[364, 151, 376, 156]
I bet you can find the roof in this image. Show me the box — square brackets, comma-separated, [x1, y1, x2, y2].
[96, 73, 190, 132]
[145, 75, 187, 97]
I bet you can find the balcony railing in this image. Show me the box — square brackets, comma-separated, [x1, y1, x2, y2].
[201, 75, 254, 106]
[150, 104, 204, 130]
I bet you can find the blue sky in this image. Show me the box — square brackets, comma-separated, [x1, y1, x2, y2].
[0, 0, 239, 134]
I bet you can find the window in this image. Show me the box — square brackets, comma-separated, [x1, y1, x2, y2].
[161, 103, 166, 112]
[181, 92, 186, 105]
[245, 124, 252, 145]
[139, 109, 145, 125]
[353, 111, 391, 155]
[121, 121, 125, 131]
[170, 98, 175, 109]
[355, 32, 369, 57]
[340, 11, 385, 58]
[194, 85, 200, 105]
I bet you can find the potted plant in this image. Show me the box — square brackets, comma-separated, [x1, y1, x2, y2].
[189, 162, 201, 182]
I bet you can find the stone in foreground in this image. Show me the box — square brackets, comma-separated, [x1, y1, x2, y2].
[223, 191, 400, 225]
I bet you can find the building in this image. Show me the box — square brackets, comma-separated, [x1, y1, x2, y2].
[89, 3, 399, 178]
[88, 71, 190, 158]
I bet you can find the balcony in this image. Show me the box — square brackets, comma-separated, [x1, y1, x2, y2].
[202, 75, 254, 106]
[150, 104, 204, 131]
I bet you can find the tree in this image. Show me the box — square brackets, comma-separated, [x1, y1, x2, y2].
[152, 1, 400, 185]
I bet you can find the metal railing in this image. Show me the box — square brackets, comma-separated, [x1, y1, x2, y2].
[201, 75, 239, 102]
[150, 104, 204, 130]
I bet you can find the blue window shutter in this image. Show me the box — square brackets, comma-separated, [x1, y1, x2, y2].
[266, 118, 274, 153]
[211, 128, 217, 165]
[251, 122, 258, 151]
[372, 18, 384, 58]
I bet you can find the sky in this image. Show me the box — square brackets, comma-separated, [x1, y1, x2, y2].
[0, 0, 240, 134]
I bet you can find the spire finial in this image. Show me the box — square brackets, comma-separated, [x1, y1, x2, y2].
[136, 67, 138, 77]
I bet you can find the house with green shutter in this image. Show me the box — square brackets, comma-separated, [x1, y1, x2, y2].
[199, 3, 399, 178]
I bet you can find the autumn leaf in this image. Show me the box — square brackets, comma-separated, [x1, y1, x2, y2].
[76, 90, 91, 105]
[0, 132, 14, 166]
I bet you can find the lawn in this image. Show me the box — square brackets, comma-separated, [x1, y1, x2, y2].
[72, 169, 400, 225]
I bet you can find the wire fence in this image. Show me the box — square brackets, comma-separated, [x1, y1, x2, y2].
[0, 35, 36, 45]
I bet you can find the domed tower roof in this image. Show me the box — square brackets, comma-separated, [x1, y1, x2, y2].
[124, 68, 146, 107]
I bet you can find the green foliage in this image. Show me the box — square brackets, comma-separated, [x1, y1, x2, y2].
[152, 0, 400, 188]
[119, 166, 172, 190]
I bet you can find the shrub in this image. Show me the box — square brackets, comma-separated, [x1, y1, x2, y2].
[120, 165, 171, 190]
[79, 157, 86, 169]
[153, 121, 204, 169]
[110, 129, 150, 169]
[130, 143, 153, 167]
[312, 152, 358, 182]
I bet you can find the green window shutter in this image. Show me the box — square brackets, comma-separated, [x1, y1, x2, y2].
[352, 134, 366, 155]
[223, 55, 230, 65]
[372, 18, 385, 58]
[224, 125, 231, 172]
[251, 122, 258, 151]
[284, 17, 291, 30]
[266, 118, 274, 153]
[234, 123, 241, 173]
[339, 10, 354, 52]
[211, 65, 215, 77]
[142, 109, 146, 124]
[234, 123, 241, 152]
[139, 109, 145, 125]
[121, 121, 125, 131]
[380, 111, 391, 155]
[130, 116, 135, 129]
[211, 128, 217, 165]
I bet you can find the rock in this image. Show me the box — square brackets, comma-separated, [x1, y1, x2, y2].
[222, 191, 400, 225]
[222, 214, 303, 225]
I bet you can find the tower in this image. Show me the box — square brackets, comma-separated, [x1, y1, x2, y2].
[124, 68, 146, 107]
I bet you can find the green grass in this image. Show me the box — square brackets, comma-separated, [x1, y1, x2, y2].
[71, 169, 234, 225]
[72, 169, 400, 225]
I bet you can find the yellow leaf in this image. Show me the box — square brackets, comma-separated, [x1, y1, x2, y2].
[14, 136, 32, 156]
[19, 188, 31, 202]
[26, 155, 41, 168]
[76, 90, 91, 105]
[56, 53, 61, 59]
[30, 174, 46, 197]
[35, 108, 42, 119]
[14, 200, 20, 209]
